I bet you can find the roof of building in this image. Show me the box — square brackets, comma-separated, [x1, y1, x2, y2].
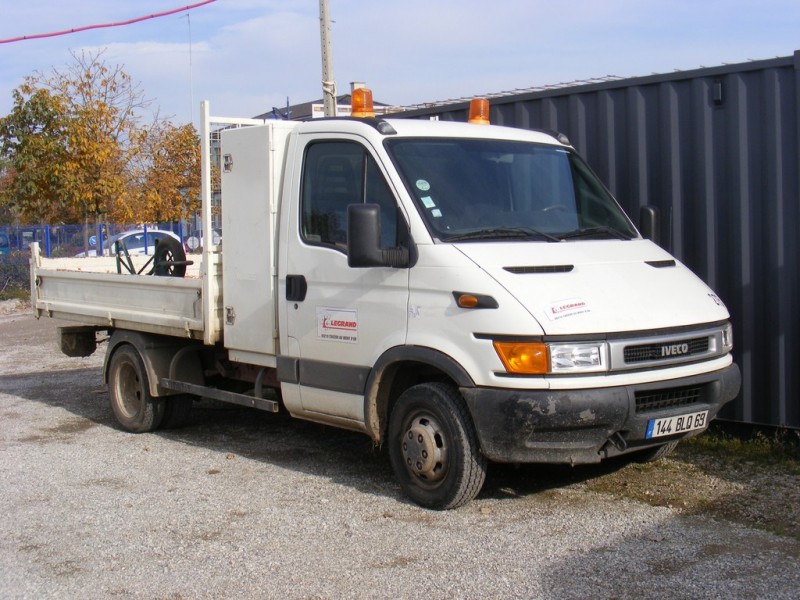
[254, 93, 392, 121]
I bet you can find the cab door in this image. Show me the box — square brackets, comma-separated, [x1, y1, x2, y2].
[280, 136, 409, 428]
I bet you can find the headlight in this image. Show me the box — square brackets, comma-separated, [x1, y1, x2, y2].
[493, 341, 607, 374]
[549, 343, 607, 373]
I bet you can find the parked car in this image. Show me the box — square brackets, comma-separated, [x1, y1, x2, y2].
[185, 228, 222, 252]
[75, 229, 184, 257]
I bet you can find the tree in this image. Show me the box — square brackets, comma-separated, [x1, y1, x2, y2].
[0, 87, 72, 223]
[0, 158, 19, 225]
[35, 49, 151, 229]
[128, 122, 201, 223]
[0, 49, 202, 237]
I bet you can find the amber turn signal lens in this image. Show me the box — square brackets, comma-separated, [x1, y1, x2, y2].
[351, 87, 375, 118]
[468, 98, 490, 125]
[493, 341, 549, 374]
[457, 294, 479, 308]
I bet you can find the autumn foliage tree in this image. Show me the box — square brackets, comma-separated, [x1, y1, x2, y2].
[128, 121, 200, 224]
[0, 49, 201, 237]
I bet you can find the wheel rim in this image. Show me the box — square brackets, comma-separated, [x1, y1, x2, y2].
[163, 250, 176, 275]
[400, 412, 449, 483]
[115, 361, 143, 419]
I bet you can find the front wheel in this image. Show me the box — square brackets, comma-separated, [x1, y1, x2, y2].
[388, 382, 487, 510]
[107, 345, 165, 433]
[634, 440, 679, 463]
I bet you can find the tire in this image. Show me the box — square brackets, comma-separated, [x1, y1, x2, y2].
[388, 382, 487, 510]
[107, 345, 165, 433]
[160, 395, 193, 429]
[152, 236, 187, 277]
[634, 440, 679, 463]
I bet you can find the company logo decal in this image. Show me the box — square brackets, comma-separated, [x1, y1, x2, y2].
[546, 298, 590, 321]
[316, 307, 358, 343]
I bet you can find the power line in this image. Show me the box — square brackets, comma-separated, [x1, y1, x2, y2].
[0, 1, 218, 44]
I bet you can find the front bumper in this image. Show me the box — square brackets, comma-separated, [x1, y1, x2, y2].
[460, 363, 741, 465]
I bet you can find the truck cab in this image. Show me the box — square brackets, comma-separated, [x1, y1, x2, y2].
[220, 108, 740, 509]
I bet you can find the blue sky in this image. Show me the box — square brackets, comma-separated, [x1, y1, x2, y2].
[0, 0, 798, 126]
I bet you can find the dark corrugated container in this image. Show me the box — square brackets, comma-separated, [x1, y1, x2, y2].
[395, 52, 800, 428]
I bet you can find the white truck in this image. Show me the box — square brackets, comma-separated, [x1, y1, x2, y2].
[30, 94, 741, 509]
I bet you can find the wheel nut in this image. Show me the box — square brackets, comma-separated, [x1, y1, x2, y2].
[418, 434, 423, 443]
[422, 450, 428, 459]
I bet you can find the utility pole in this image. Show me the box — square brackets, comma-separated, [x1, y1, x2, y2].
[319, 0, 337, 117]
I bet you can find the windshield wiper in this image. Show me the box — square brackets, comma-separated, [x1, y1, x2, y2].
[558, 226, 632, 241]
[446, 227, 561, 243]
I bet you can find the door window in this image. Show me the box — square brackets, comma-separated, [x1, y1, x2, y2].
[301, 141, 398, 250]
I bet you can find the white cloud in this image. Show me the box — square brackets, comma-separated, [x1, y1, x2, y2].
[0, 0, 798, 123]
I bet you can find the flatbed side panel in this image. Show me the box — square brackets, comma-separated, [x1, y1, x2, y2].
[34, 267, 204, 339]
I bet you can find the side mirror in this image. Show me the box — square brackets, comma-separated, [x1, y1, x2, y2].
[347, 204, 409, 268]
[639, 205, 661, 246]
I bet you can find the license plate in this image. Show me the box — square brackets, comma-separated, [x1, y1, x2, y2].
[645, 410, 708, 439]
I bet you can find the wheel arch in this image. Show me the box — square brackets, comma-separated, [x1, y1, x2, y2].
[363, 346, 475, 444]
[104, 330, 204, 397]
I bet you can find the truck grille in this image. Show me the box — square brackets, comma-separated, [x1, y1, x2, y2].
[635, 385, 705, 414]
[624, 337, 709, 364]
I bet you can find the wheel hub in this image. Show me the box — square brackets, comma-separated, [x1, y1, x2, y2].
[401, 416, 447, 482]
[116, 362, 143, 419]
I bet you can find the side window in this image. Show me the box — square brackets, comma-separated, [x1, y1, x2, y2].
[301, 141, 398, 249]
[365, 154, 399, 248]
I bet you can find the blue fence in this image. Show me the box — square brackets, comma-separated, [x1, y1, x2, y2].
[0, 223, 184, 258]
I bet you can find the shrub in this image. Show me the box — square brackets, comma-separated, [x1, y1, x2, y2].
[0, 251, 31, 301]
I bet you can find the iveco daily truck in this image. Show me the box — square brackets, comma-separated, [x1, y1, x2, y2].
[30, 92, 741, 509]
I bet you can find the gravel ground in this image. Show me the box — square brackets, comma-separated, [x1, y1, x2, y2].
[1, 306, 799, 599]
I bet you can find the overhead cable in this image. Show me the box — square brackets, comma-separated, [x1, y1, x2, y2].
[0, 0, 218, 44]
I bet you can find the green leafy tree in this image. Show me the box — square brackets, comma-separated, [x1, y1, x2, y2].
[0, 87, 72, 223]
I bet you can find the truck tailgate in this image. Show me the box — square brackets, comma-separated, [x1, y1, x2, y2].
[32, 258, 206, 339]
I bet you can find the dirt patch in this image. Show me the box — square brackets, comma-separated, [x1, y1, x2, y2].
[0, 299, 28, 315]
[584, 441, 800, 540]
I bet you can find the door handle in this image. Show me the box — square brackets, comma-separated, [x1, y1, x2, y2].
[286, 274, 307, 302]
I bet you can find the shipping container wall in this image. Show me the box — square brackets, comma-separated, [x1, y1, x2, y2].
[396, 52, 800, 428]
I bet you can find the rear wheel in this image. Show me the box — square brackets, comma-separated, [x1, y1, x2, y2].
[160, 395, 193, 429]
[107, 345, 165, 433]
[388, 382, 487, 510]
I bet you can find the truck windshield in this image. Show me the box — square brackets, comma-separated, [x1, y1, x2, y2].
[386, 138, 638, 242]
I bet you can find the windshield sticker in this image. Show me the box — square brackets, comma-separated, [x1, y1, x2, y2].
[416, 179, 431, 192]
[546, 298, 590, 321]
[431, 209, 443, 218]
[316, 307, 358, 343]
[420, 196, 436, 208]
